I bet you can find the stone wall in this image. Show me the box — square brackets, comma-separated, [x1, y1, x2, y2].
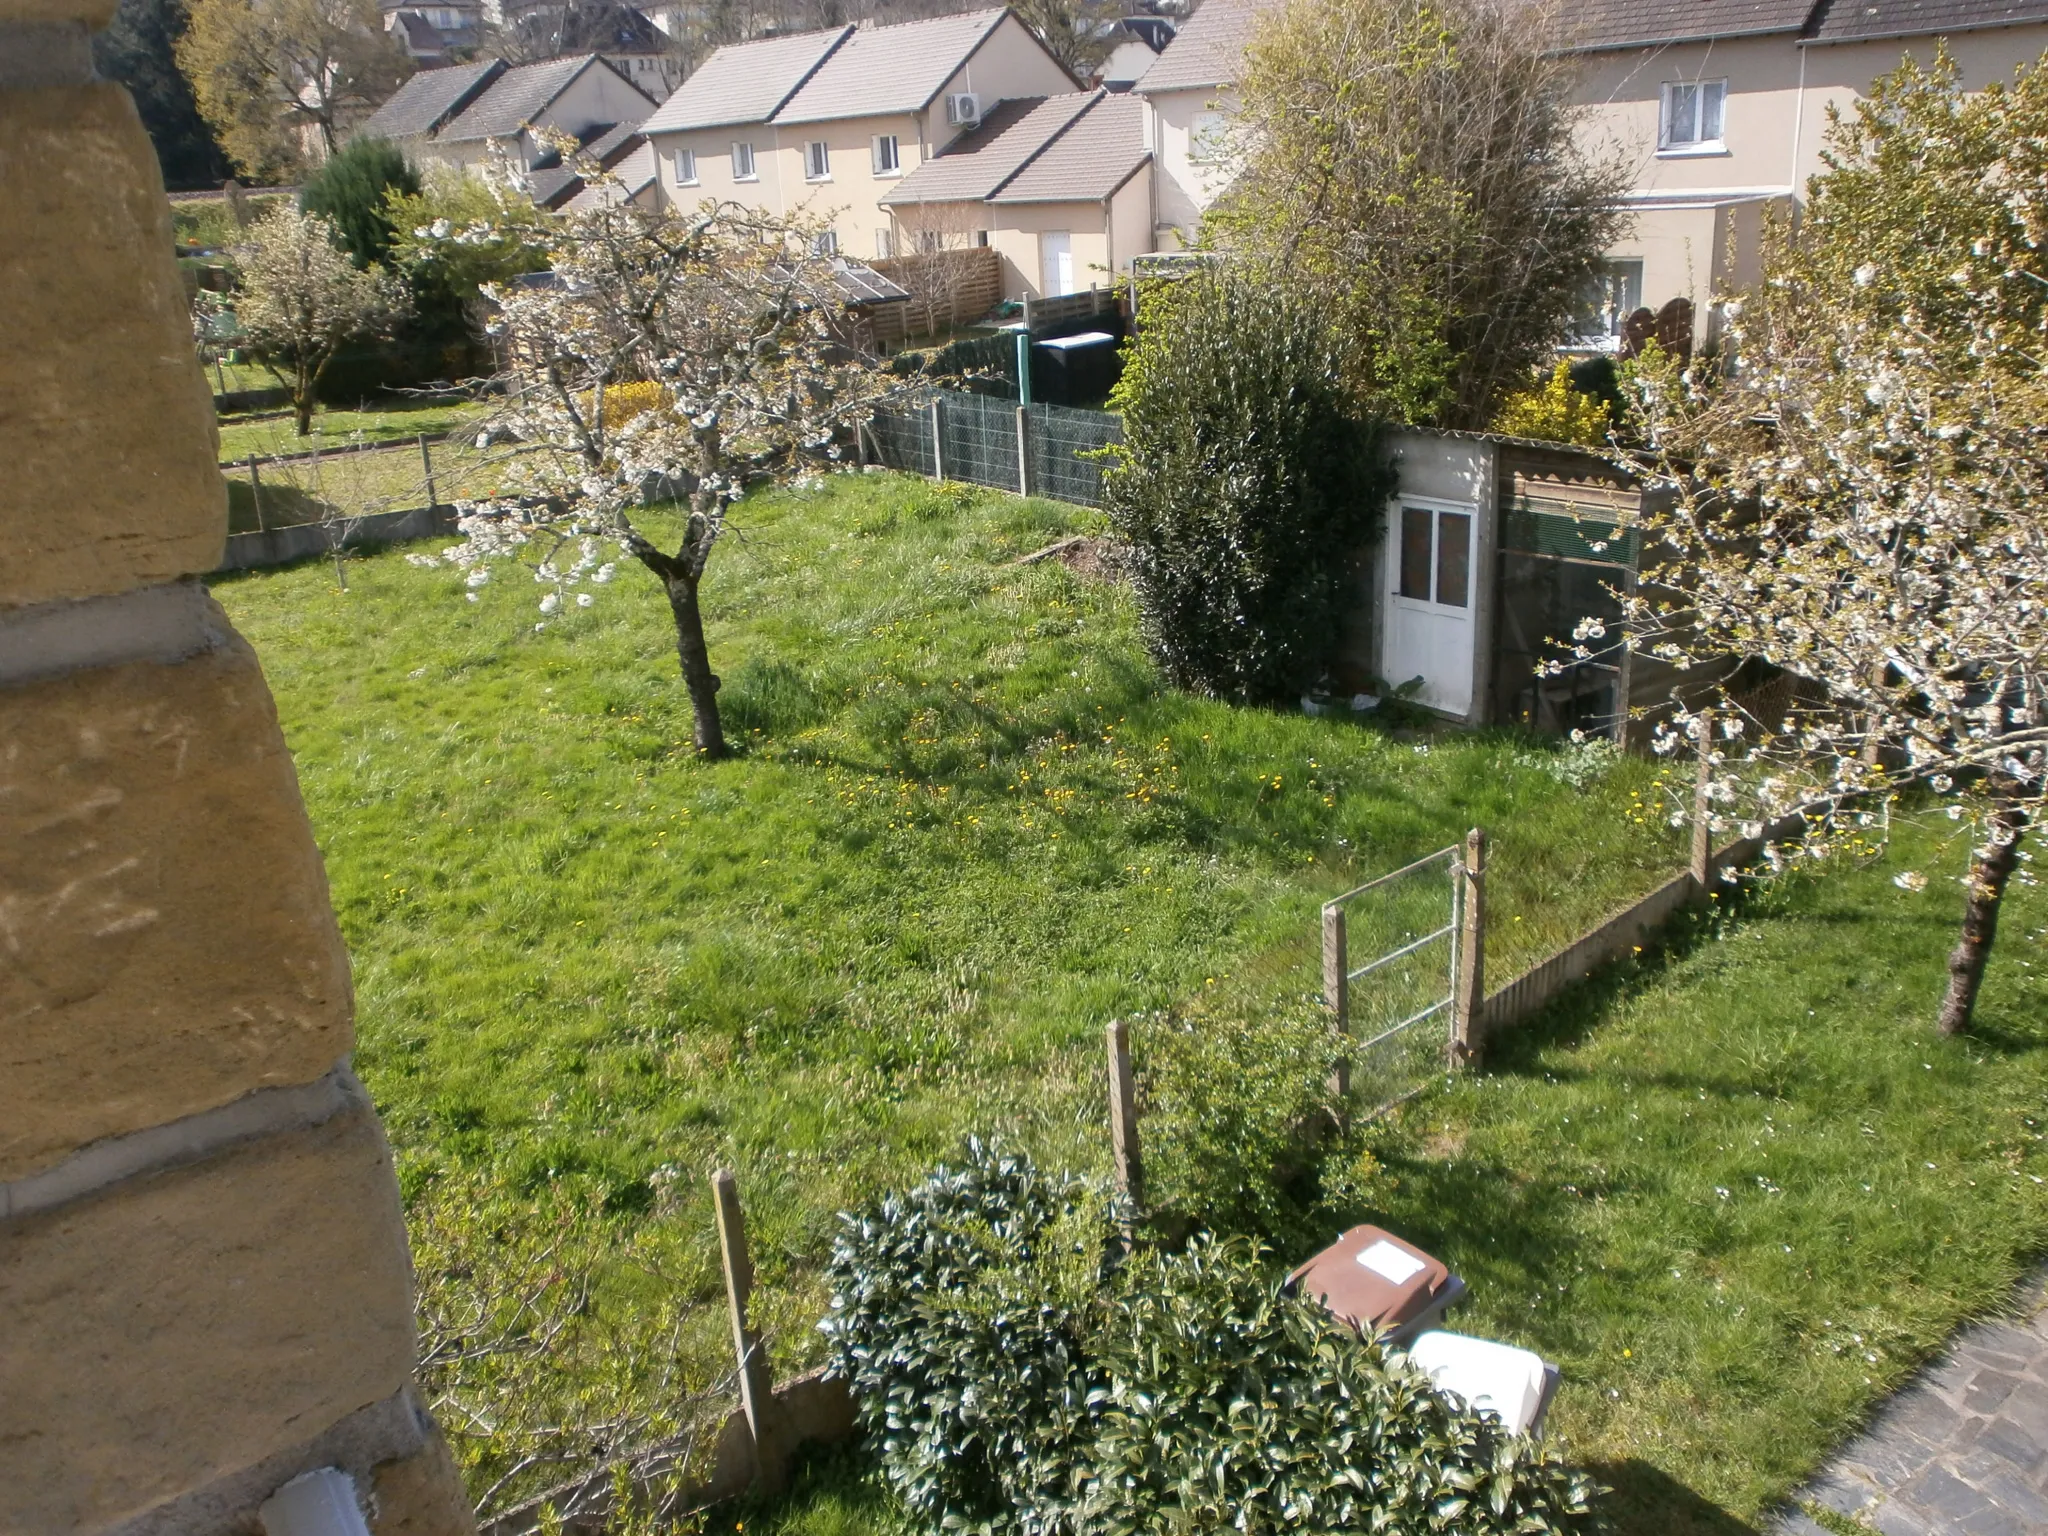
[0, 6, 474, 1532]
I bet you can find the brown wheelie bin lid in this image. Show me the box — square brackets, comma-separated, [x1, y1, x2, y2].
[1285, 1225, 1452, 1337]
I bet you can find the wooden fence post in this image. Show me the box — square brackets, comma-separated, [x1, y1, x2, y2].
[418, 433, 438, 510]
[929, 399, 945, 482]
[1106, 1018, 1142, 1213]
[1015, 405, 1030, 497]
[247, 455, 266, 532]
[711, 1168, 781, 1495]
[1451, 827, 1487, 1066]
[1691, 707, 1715, 893]
[1323, 903, 1349, 1098]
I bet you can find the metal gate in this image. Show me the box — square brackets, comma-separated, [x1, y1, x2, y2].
[1322, 846, 1462, 1118]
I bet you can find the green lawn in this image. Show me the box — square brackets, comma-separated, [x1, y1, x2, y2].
[215, 397, 492, 463]
[212, 470, 2048, 1533]
[212, 472, 1689, 1513]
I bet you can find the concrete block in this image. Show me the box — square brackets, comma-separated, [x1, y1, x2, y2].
[0, 85, 223, 611]
[0, 618, 353, 1181]
[0, 1095, 417, 1534]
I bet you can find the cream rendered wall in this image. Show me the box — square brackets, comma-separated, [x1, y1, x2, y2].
[1106, 164, 1152, 279]
[648, 124, 796, 217]
[544, 63, 663, 142]
[918, 13, 1084, 152]
[1141, 84, 1239, 247]
[989, 201, 1110, 297]
[773, 113, 926, 256]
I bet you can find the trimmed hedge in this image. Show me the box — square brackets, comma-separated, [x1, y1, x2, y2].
[821, 1143, 1601, 1536]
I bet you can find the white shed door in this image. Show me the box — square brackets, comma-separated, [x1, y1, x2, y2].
[1039, 232, 1073, 296]
[1382, 500, 1476, 716]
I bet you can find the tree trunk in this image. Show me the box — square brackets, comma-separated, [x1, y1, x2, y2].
[664, 571, 727, 758]
[1936, 804, 2026, 1037]
[295, 391, 315, 436]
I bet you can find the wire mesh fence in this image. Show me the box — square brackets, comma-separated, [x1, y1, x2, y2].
[864, 390, 1121, 509]
[1326, 846, 1461, 1117]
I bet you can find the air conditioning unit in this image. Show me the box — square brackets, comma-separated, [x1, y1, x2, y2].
[945, 92, 982, 126]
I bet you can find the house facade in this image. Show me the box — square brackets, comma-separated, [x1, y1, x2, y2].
[361, 51, 659, 174]
[879, 88, 1152, 297]
[641, 8, 1079, 264]
[1130, 0, 1266, 250]
[1565, 0, 2048, 349]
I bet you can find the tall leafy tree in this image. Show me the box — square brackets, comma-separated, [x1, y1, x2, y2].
[1615, 48, 2048, 1036]
[177, 0, 411, 177]
[300, 135, 419, 266]
[1209, 0, 1625, 429]
[95, 0, 230, 189]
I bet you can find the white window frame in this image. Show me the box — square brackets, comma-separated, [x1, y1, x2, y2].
[813, 229, 839, 257]
[805, 140, 831, 181]
[1574, 258, 1644, 347]
[1659, 79, 1728, 155]
[672, 147, 697, 186]
[731, 140, 756, 181]
[871, 134, 900, 176]
[875, 228, 893, 258]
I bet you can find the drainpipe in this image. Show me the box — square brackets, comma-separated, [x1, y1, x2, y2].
[259, 1469, 371, 1536]
[1788, 43, 1808, 205]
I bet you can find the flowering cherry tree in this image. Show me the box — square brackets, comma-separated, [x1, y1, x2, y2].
[420, 182, 887, 758]
[1613, 49, 2048, 1035]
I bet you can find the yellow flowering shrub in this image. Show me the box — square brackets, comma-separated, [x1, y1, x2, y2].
[1492, 360, 1612, 447]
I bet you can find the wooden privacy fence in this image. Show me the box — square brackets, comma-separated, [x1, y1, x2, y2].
[866, 247, 1003, 344]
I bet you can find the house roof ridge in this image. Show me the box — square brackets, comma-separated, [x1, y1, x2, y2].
[913, 7, 1021, 113]
[770, 22, 857, 121]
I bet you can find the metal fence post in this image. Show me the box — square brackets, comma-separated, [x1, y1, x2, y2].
[247, 455, 266, 532]
[1106, 1018, 1142, 1214]
[1323, 903, 1349, 1097]
[418, 433, 438, 510]
[712, 1169, 781, 1495]
[929, 398, 945, 481]
[1692, 707, 1715, 893]
[1450, 827, 1487, 1066]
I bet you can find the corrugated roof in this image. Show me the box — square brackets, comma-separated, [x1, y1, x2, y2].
[829, 258, 911, 304]
[640, 26, 851, 133]
[358, 59, 504, 140]
[1131, 0, 1271, 94]
[1804, 0, 2048, 41]
[1560, 0, 1817, 48]
[439, 55, 647, 143]
[878, 93, 1096, 205]
[993, 89, 1146, 202]
[772, 8, 1022, 124]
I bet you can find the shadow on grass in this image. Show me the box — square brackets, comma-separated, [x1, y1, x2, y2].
[1592, 1459, 1758, 1536]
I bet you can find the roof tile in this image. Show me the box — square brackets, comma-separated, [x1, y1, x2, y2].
[992, 90, 1146, 202]
[878, 92, 1096, 204]
[357, 59, 504, 140]
[1132, 0, 1273, 94]
[438, 55, 651, 143]
[1804, 0, 2048, 41]
[772, 8, 1026, 124]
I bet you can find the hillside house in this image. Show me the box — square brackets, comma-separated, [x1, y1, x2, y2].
[641, 8, 1079, 263]
[359, 52, 659, 174]
[1563, 0, 2048, 351]
[878, 88, 1150, 297]
[1129, 0, 1266, 249]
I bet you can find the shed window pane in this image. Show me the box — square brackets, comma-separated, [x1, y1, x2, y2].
[1399, 506, 1432, 600]
[1435, 511, 1471, 607]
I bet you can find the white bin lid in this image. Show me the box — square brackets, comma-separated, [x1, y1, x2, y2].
[1034, 331, 1115, 351]
[1403, 1330, 1549, 1436]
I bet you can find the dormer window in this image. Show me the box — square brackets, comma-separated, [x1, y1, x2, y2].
[1660, 79, 1727, 154]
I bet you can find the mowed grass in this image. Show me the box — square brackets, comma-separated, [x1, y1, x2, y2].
[1354, 818, 2048, 1531]
[215, 397, 493, 462]
[211, 472, 1684, 1447]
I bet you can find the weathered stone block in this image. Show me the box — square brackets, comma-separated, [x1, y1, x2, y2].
[0, 616, 354, 1180]
[0, 1098, 417, 1534]
[0, 85, 223, 610]
[373, 1417, 479, 1536]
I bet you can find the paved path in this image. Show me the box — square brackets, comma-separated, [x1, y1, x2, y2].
[1773, 1271, 2048, 1536]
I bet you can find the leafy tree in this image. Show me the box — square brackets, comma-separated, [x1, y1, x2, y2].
[1008, 0, 1117, 82]
[235, 204, 407, 433]
[1101, 270, 1392, 702]
[1615, 48, 2048, 1036]
[1209, 0, 1626, 429]
[177, 0, 411, 177]
[299, 135, 419, 267]
[383, 166, 547, 369]
[419, 189, 888, 758]
[95, 0, 229, 190]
